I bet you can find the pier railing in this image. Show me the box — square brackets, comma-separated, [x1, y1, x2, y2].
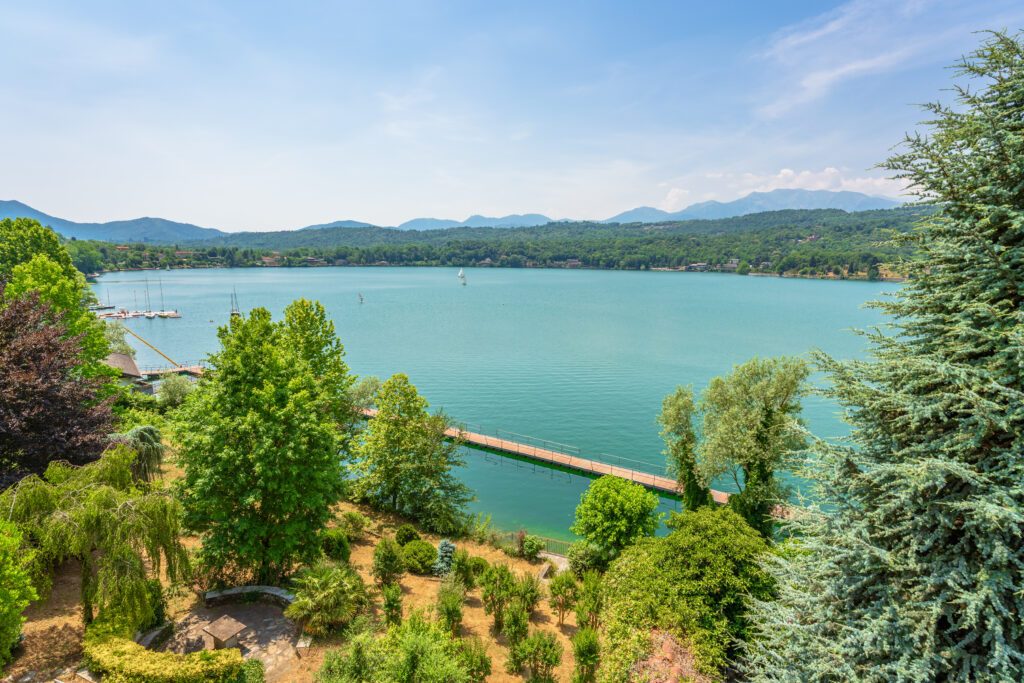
[452, 420, 670, 483]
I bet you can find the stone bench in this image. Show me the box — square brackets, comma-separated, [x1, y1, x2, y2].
[203, 585, 296, 609]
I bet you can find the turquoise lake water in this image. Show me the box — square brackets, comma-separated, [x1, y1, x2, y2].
[92, 267, 896, 539]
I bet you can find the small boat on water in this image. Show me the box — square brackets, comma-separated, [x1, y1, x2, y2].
[157, 310, 182, 318]
[458, 268, 466, 285]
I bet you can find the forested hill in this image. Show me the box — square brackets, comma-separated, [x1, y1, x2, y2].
[71, 205, 930, 279]
[198, 206, 928, 250]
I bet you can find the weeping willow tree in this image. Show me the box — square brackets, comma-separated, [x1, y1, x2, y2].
[1, 445, 187, 629]
[108, 425, 165, 482]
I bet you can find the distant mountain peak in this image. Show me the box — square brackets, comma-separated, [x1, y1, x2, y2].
[604, 188, 900, 224]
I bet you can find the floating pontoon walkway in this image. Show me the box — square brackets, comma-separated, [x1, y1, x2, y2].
[359, 408, 730, 504]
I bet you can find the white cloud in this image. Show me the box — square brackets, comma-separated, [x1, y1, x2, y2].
[754, 0, 997, 117]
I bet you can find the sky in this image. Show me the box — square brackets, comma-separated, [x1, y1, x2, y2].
[1, 0, 1022, 231]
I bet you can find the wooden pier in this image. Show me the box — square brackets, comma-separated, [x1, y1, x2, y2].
[359, 408, 730, 504]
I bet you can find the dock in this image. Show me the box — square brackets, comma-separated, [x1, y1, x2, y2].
[359, 408, 730, 504]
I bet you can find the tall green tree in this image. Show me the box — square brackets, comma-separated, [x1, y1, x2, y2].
[698, 356, 808, 537]
[175, 302, 349, 583]
[350, 374, 472, 534]
[657, 386, 711, 510]
[743, 32, 1024, 682]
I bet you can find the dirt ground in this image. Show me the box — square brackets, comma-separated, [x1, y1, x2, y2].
[288, 502, 579, 682]
[3, 560, 84, 682]
[4, 454, 579, 682]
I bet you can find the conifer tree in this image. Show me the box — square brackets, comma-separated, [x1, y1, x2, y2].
[744, 32, 1024, 682]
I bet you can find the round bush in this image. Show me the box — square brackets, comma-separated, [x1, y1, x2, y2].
[467, 555, 490, 578]
[341, 511, 369, 539]
[402, 539, 437, 575]
[321, 528, 351, 563]
[521, 535, 544, 561]
[395, 524, 421, 546]
[567, 541, 606, 576]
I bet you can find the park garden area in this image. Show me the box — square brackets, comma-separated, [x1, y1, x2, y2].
[3, 32, 1024, 683]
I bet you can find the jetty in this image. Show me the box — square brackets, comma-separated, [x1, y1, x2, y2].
[359, 407, 730, 504]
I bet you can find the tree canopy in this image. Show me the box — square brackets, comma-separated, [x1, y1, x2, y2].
[349, 373, 472, 534]
[0, 287, 113, 480]
[175, 301, 349, 584]
[570, 475, 660, 560]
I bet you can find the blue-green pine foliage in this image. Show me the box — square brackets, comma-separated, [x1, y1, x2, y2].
[743, 32, 1024, 682]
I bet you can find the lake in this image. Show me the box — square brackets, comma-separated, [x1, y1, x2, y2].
[92, 267, 896, 539]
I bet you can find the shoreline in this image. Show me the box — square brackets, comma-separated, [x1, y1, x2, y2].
[91, 262, 908, 284]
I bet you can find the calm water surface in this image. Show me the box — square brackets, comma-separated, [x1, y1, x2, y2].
[93, 267, 896, 539]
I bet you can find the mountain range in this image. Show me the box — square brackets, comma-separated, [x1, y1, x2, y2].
[0, 189, 901, 244]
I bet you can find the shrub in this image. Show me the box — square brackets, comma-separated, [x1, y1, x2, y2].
[433, 539, 456, 576]
[468, 513, 493, 544]
[340, 510, 369, 539]
[285, 562, 368, 636]
[436, 577, 465, 637]
[0, 521, 36, 665]
[567, 541, 605, 577]
[450, 548, 476, 589]
[515, 572, 543, 614]
[548, 570, 578, 626]
[83, 625, 251, 682]
[321, 528, 351, 563]
[521, 535, 544, 561]
[238, 660, 266, 683]
[467, 555, 490, 578]
[459, 637, 492, 682]
[157, 373, 193, 409]
[480, 563, 516, 631]
[575, 571, 603, 630]
[371, 538, 405, 585]
[138, 579, 166, 632]
[395, 523, 421, 546]
[600, 507, 772, 678]
[317, 612, 474, 682]
[503, 599, 529, 646]
[402, 539, 437, 575]
[571, 627, 600, 683]
[512, 630, 563, 682]
[382, 583, 402, 626]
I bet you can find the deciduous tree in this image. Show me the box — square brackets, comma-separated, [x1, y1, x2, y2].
[570, 475, 659, 560]
[0, 288, 113, 480]
[657, 386, 711, 510]
[350, 373, 472, 534]
[175, 303, 349, 584]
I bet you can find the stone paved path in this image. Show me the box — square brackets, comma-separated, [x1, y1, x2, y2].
[162, 603, 299, 682]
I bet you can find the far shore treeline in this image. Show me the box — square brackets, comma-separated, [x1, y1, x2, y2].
[61, 205, 928, 280]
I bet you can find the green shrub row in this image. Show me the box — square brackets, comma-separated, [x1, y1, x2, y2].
[83, 624, 264, 683]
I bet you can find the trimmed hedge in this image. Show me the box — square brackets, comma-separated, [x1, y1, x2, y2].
[84, 624, 264, 683]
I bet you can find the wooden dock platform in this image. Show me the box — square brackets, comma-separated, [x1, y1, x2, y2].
[359, 408, 730, 504]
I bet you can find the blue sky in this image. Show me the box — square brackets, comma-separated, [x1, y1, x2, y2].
[1, 0, 1021, 230]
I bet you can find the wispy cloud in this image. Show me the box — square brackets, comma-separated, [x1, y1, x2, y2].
[754, 0, 1022, 118]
